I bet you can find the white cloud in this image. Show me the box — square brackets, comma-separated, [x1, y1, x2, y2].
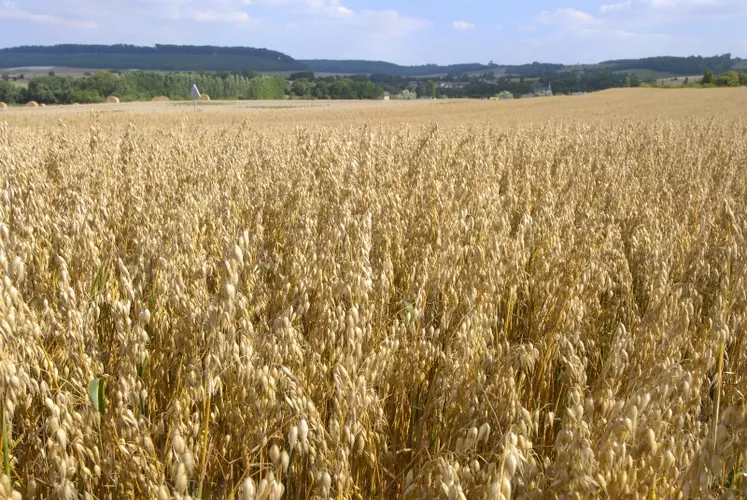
[600, 1, 633, 14]
[189, 9, 256, 23]
[253, 0, 426, 41]
[353, 10, 429, 38]
[649, 0, 722, 7]
[139, 0, 260, 24]
[250, 3, 430, 62]
[529, 3, 700, 57]
[0, 0, 97, 28]
[537, 8, 598, 26]
[0, 0, 429, 61]
[599, 0, 745, 22]
[452, 20, 475, 30]
[534, 0, 741, 35]
[258, 0, 352, 17]
[540, 0, 745, 35]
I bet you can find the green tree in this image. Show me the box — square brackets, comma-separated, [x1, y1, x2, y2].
[625, 75, 631, 88]
[0, 80, 19, 103]
[291, 78, 312, 97]
[329, 79, 354, 99]
[356, 81, 384, 99]
[312, 81, 330, 99]
[426, 80, 436, 98]
[702, 68, 714, 85]
[26, 75, 73, 104]
[725, 71, 740, 87]
[69, 88, 103, 103]
[246, 76, 285, 99]
[740, 73, 747, 86]
[288, 70, 315, 81]
[88, 71, 119, 97]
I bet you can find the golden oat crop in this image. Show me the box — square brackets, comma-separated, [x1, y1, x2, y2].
[0, 95, 746, 499]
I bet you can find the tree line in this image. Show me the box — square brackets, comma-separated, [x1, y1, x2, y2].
[0, 71, 289, 104]
[600, 54, 735, 76]
[299, 60, 498, 77]
[0, 71, 386, 104]
[289, 74, 384, 99]
[369, 70, 642, 98]
[2, 67, 745, 106]
[700, 69, 747, 87]
[303, 55, 740, 78]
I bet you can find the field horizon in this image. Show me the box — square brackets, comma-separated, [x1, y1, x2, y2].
[3, 87, 747, 126]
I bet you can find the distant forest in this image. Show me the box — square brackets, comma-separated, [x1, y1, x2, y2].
[598, 54, 735, 75]
[302, 55, 739, 77]
[0, 44, 741, 78]
[0, 44, 304, 72]
[300, 60, 499, 76]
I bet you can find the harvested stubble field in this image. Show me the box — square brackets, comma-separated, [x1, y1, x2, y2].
[0, 88, 746, 499]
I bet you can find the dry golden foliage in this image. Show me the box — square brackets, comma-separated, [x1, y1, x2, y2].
[0, 95, 746, 499]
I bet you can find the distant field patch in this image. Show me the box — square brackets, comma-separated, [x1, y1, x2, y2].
[614, 68, 676, 80]
[656, 75, 701, 85]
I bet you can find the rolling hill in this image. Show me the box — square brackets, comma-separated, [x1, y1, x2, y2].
[300, 60, 499, 77]
[0, 44, 305, 72]
[0, 45, 742, 79]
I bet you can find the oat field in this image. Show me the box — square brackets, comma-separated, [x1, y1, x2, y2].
[1, 89, 747, 499]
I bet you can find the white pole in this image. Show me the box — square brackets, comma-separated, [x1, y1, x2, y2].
[190, 84, 200, 112]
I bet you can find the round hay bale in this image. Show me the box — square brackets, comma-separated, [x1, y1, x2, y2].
[40, 103, 47, 107]
[198, 94, 211, 101]
[0, 102, 7, 110]
[26, 101, 39, 108]
[152, 96, 170, 102]
[106, 95, 120, 104]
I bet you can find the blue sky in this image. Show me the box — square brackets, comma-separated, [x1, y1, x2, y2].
[0, 0, 744, 65]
